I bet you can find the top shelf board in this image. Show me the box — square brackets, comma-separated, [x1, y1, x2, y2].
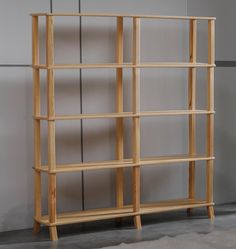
[30, 12, 216, 20]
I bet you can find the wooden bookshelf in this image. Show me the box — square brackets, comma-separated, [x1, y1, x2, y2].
[32, 13, 215, 241]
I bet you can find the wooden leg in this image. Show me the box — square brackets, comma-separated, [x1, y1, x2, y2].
[49, 226, 58, 241]
[33, 220, 40, 234]
[187, 162, 195, 215]
[133, 166, 142, 230]
[206, 158, 214, 221]
[206, 159, 214, 220]
[134, 215, 142, 230]
[48, 173, 57, 240]
[115, 168, 124, 226]
[207, 206, 215, 220]
[187, 208, 192, 215]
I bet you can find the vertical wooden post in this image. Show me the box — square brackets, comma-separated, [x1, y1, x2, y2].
[116, 17, 124, 210]
[32, 15, 41, 234]
[46, 15, 58, 240]
[187, 19, 197, 214]
[206, 19, 215, 220]
[132, 17, 141, 230]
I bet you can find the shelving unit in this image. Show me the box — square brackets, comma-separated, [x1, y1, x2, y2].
[32, 13, 215, 241]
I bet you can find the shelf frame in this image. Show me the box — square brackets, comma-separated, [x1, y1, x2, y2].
[32, 13, 215, 241]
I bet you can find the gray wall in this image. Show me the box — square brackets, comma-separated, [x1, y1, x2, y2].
[187, 0, 236, 205]
[0, 0, 234, 232]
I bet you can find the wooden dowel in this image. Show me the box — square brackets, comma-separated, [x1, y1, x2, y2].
[206, 19, 215, 220]
[46, 15, 58, 241]
[116, 17, 124, 209]
[188, 19, 197, 214]
[32, 15, 41, 234]
[132, 17, 141, 229]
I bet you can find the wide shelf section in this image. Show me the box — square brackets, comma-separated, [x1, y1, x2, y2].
[35, 154, 214, 173]
[34, 110, 215, 121]
[32, 62, 215, 70]
[36, 198, 214, 226]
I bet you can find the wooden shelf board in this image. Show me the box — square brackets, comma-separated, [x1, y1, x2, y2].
[141, 155, 214, 165]
[36, 154, 214, 173]
[33, 110, 215, 121]
[34, 112, 135, 120]
[30, 13, 216, 20]
[140, 110, 215, 116]
[140, 200, 213, 215]
[37, 199, 213, 226]
[32, 62, 215, 69]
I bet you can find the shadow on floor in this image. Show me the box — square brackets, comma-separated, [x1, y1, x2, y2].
[0, 203, 236, 249]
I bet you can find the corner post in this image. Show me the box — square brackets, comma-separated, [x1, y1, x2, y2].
[32, 15, 42, 234]
[116, 17, 124, 211]
[206, 19, 215, 220]
[46, 15, 58, 240]
[132, 17, 142, 229]
[187, 19, 197, 214]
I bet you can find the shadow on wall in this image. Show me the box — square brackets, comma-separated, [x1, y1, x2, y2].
[214, 68, 236, 204]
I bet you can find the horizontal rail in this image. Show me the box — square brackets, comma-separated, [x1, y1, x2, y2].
[34, 155, 215, 173]
[32, 62, 216, 69]
[33, 110, 215, 121]
[30, 13, 216, 20]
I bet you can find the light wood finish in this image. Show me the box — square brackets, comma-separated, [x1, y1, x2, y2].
[116, 17, 124, 210]
[32, 13, 215, 240]
[36, 199, 213, 226]
[46, 15, 58, 241]
[35, 154, 215, 173]
[33, 110, 215, 121]
[32, 62, 215, 69]
[132, 17, 142, 229]
[31, 12, 215, 20]
[187, 19, 197, 214]
[206, 20, 215, 220]
[32, 16, 42, 234]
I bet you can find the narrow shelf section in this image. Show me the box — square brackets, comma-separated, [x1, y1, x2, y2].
[37, 199, 213, 226]
[32, 62, 215, 70]
[36, 155, 214, 173]
[34, 110, 215, 121]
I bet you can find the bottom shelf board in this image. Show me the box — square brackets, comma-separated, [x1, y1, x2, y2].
[38, 199, 213, 226]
